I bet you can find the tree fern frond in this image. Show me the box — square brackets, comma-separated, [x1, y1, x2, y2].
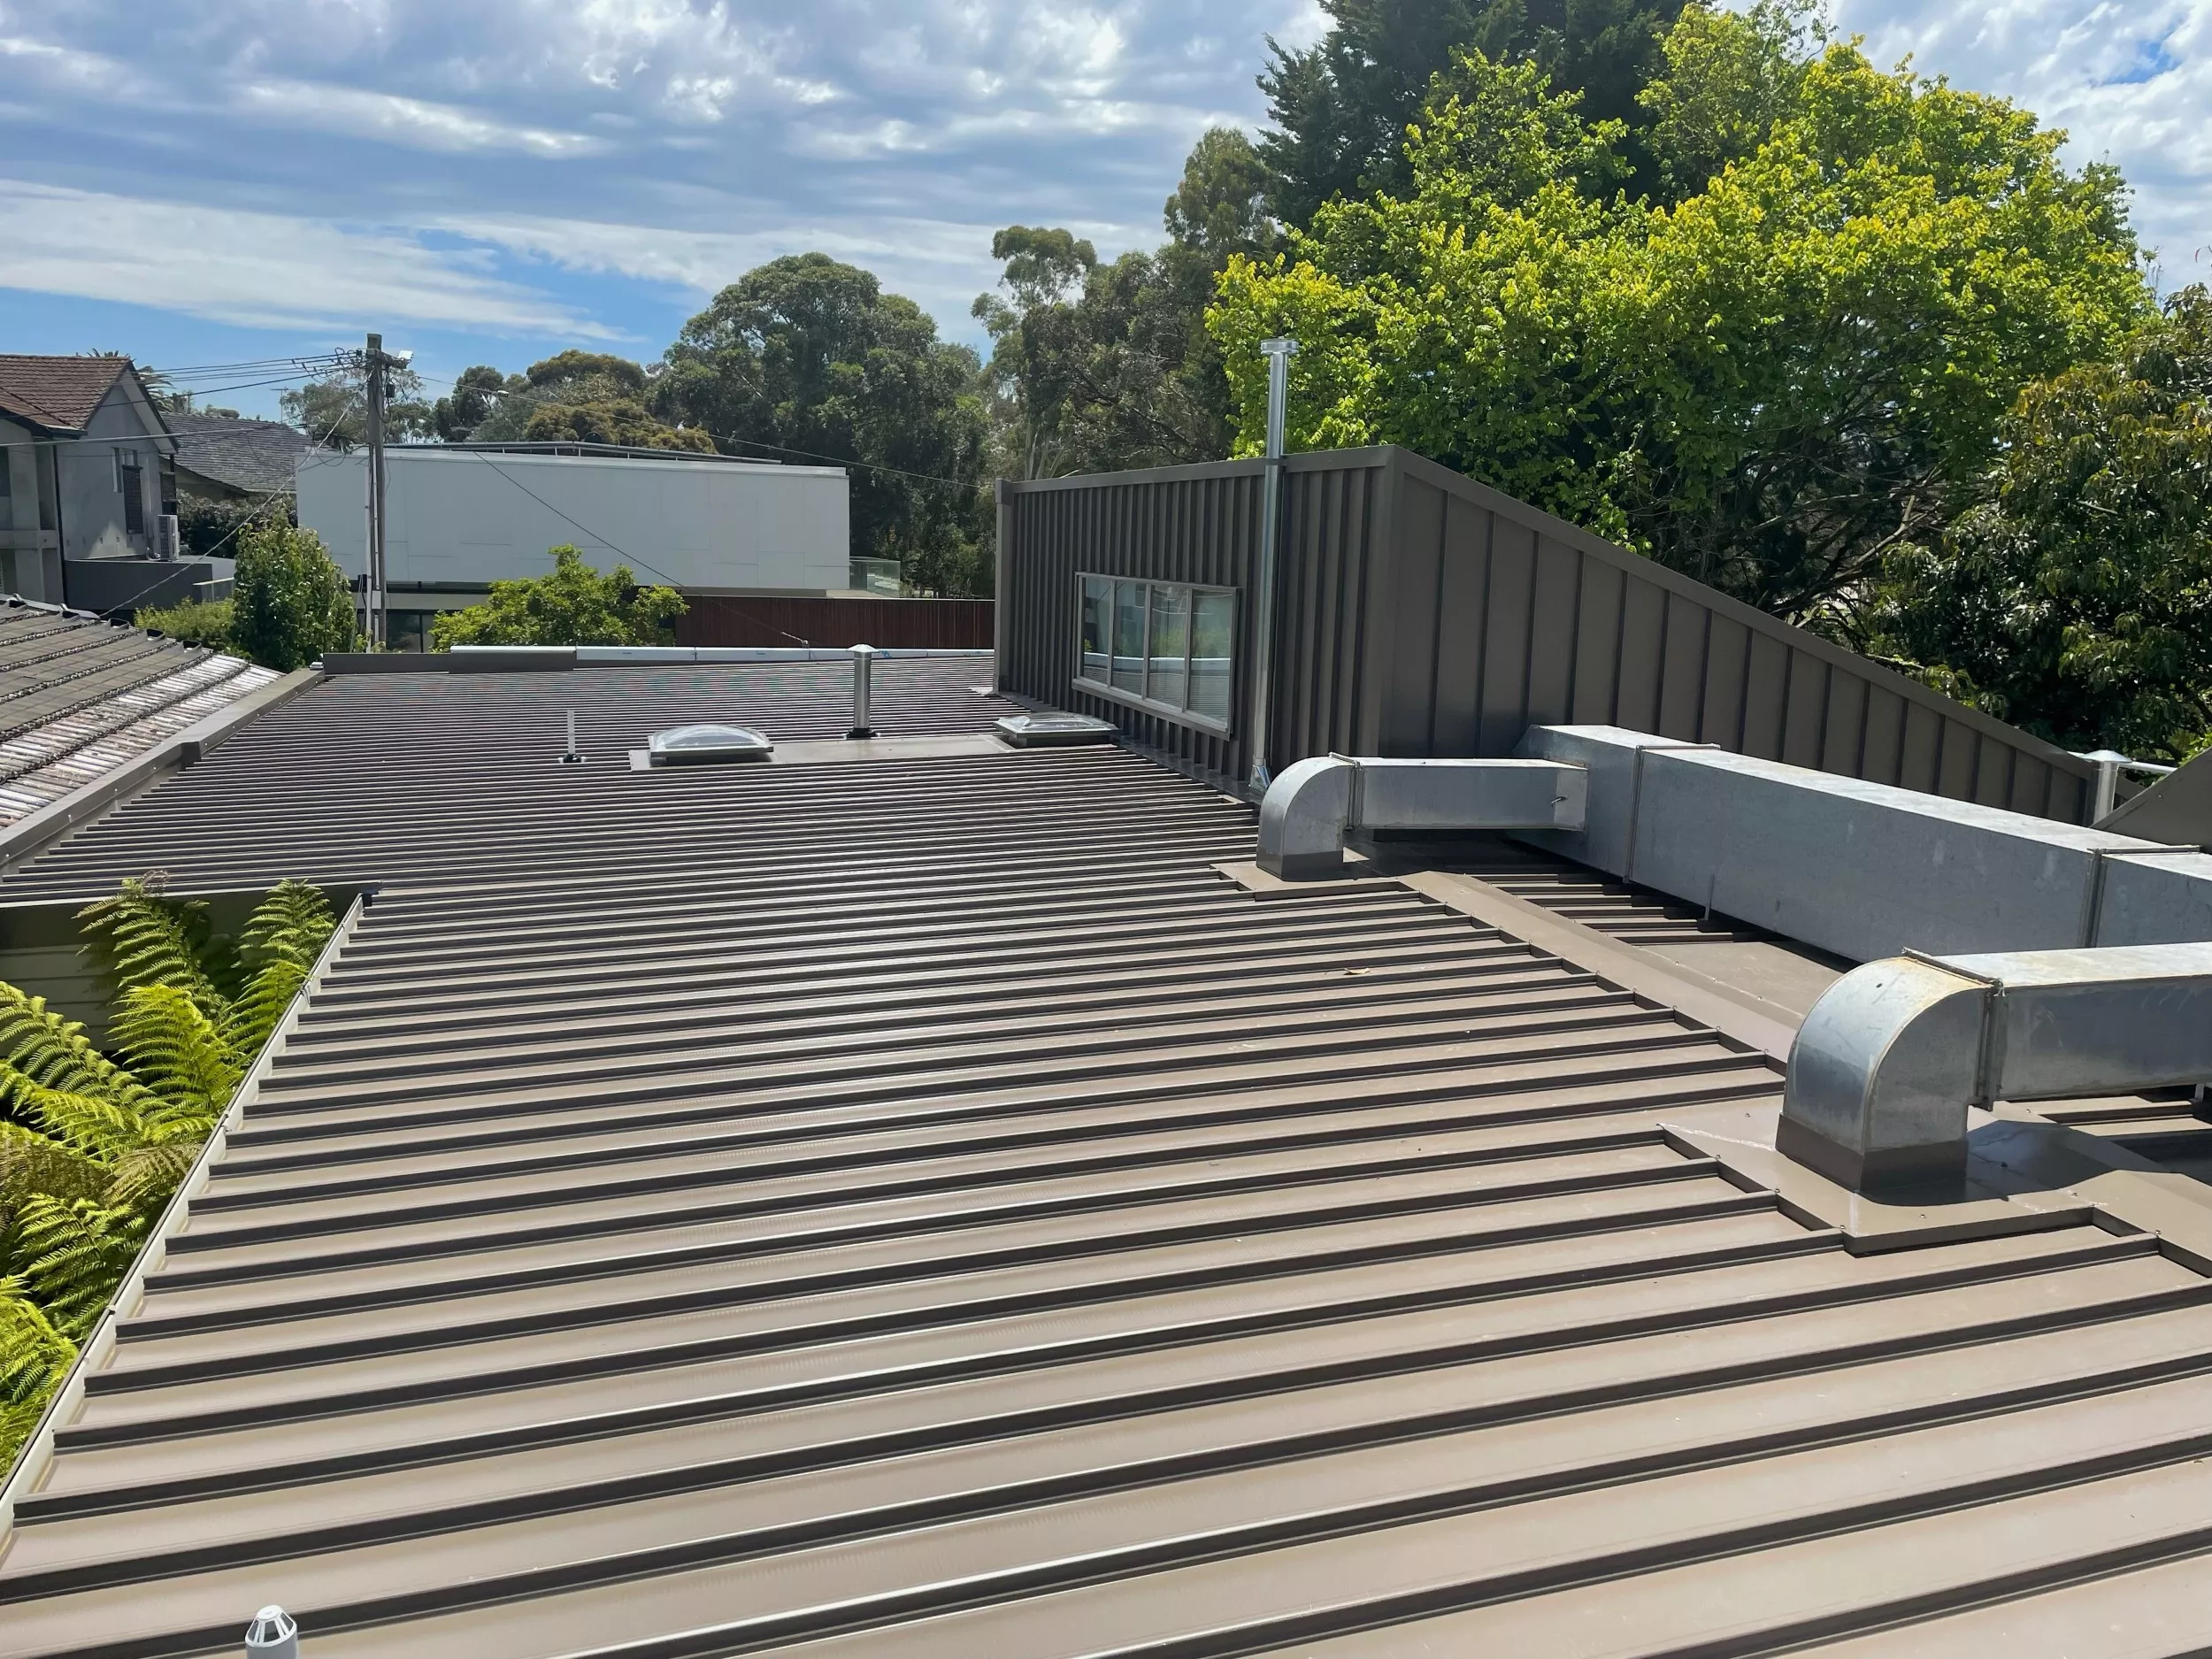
[0, 1278, 77, 1396]
[110, 986, 242, 1119]
[17, 1196, 147, 1338]
[0, 986, 142, 1107]
[241, 880, 337, 976]
[75, 875, 227, 1020]
[0, 1278, 80, 1473]
[104, 1141, 204, 1214]
[1, 1073, 143, 1164]
[0, 1122, 109, 1247]
[222, 958, 310, 1062]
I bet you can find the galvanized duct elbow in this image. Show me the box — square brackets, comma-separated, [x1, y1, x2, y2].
[1257, 756, 1587, 879]
[1779, 943, 2212, 1196]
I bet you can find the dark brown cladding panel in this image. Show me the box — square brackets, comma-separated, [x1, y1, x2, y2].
[1000, 447, 2096, 821]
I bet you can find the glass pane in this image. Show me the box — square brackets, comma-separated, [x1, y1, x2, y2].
[1189, 589, 1234, 722]
[1079, 577, 1110, 682]
[1112, 580, 1147, 693]
[1148, 584, 1189, 709]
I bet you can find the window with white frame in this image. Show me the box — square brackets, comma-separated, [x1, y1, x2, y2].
[1076, 574, 1236, 730]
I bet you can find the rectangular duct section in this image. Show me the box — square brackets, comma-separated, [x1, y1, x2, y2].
[1512, 725, 2212, 962]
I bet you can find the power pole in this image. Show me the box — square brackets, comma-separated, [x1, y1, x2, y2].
[363, 332, 389, 649]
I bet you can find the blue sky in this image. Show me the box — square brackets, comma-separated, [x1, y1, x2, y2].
[2, 0, 2205, 419]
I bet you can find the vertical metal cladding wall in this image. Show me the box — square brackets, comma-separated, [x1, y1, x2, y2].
[1000, 446, 2097, 822]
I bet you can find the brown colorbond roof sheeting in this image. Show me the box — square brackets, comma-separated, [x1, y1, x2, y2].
[8, 675, 2212, 1656]
[0, 658, 1007, 898]
[999, 447, 2097, 821]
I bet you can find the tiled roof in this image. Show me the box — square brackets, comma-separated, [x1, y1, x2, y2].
[0, 602, 275, 829]
[0, 356, 136, 435]
[7, 664, 2212, 1658]
[167, 414, 316, 495]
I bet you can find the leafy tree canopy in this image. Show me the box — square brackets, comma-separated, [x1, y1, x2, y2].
[431, 364, 511, 441]
[521, 398, 715, 452]
[1256, 0, 1690, 225]
[280, 362, 432, 449]
[1863, 286, 2212, 761]
[431, 353, 714, 453]
[229, 522, 360, 671]
[1211, 8, 2154, 620]
[430, 547, 686, 649]
[973, 128, 1279, 480]
[655, 254, 992, 595]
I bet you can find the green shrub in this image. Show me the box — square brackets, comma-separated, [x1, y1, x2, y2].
[231, 523, 361, 672]
[133, 597, 234, 650]
[432, 546, 686, 649]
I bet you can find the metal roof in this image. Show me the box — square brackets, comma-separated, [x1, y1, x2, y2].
[0, 657, 1009, 898]
[7, 667, 2212, 1657]
[0, 603, 276, 831]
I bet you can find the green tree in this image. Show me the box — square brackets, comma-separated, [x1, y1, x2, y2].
[229, 522, 360, 671]
[281, 362, 432, 449]
[654, 255, 993, 596]
[1864, 287, 2212, 761]
[522, 398, 714, 452]
[430, 547, 686, 649]
[1256, 0, 1690, 225]
[973, 128, 1278, 480]
[430, 365, 511, 441]
[0, 878, 334, 1471]
[1211, 22, 2154, 621]
[461, 351, 709, 452]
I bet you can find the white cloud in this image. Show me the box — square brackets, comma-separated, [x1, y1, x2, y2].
[0, 180, 616, 336]
[1822, 0, 2212, 276]
[234, 78, 605, 155]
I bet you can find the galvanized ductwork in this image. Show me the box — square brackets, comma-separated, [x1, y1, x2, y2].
[1779, 942, 2212, 1195]
[1257, 756, 1587, 879]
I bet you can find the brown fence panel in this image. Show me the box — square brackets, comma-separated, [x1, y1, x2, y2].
[674, 595, 993, 650]
[1000, 446, 2096, 821]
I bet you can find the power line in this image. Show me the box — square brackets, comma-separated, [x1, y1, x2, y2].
[152, 355, 350, 377]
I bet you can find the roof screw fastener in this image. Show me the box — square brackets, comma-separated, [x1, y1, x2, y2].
[244, 1605, 299, 1657]
[562, 709, 584, 766]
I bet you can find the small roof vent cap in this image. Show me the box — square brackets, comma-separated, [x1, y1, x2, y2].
[996, 713, 1116, 749]
[647, 724, 773, 765]
[245, 1606, 299, 1657]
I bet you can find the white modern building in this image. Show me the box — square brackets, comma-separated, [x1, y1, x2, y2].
[296, 442, 851, 649]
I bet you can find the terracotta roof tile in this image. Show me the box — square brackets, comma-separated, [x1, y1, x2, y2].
[0, 355, 137, 433]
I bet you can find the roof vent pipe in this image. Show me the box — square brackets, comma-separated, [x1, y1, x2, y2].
[848, 642, 877, 740]
[561, 709, 582, 765]
[1258, 755, 1588, 879]
[244, 1606, 299, 1657]
[1779, 942, 2212, 1196]
[1246, 337, 1297, 795]
[2078, 748, 2177, 823]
